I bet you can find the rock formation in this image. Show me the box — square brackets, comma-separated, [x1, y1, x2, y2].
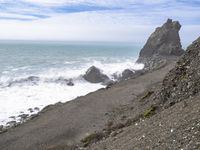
[83, 66, 109, 83]
[85, 37, 200, 150]
[159, 37, 200, 106]
[120, 69, 134, 80]
[137, 19, 184, 70]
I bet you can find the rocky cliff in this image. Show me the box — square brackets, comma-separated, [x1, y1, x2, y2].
[159, 37, 200, 106]
[137, 19, 184, 70]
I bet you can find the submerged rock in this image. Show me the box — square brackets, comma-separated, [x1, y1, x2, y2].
[34, 107, 40, 111]
[28, 108, 34, 113]
[83, 66, 109, 83]
[9, 116, 16, 119]
[67, 80, 74, 86]
[54, 77, 74, 86]
[18, 114, 29, 122]
[8, 76, 40, 87]
[137, 19, 184, 70]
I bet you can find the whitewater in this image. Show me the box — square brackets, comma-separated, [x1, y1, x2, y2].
[0, 41, 143, 126]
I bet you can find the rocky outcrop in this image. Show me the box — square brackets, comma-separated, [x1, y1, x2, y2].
[158, 37, 200, 106]
[83, 66, 109, 83]
[137, 19, 184, 70]
[120, 69, 134, 80]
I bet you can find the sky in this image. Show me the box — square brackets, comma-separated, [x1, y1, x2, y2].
[0, 0, 200, 46]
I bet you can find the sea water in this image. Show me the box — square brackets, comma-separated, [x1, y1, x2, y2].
[0, 40, 143, 126]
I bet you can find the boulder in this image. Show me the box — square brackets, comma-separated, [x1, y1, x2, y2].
[6, 121, 17, 127]
[18, 114, 29, 122]
[34, 107, 40, 111]
[120, 69, 134, 80]
[28, 108, 34, 113]
[67, 80, 74, 86]
[83, 66, 109, 83]
[137, 19, 184, 69]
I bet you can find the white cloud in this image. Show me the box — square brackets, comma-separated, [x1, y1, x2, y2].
[0, 0, 199, 45]
[0, 12, 39, 20]
[18, 0, 173, 7]
[0, 11, 154, 42]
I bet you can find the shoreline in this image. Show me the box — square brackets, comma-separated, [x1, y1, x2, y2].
[0, 60, 144, 128]
[0, 57, 178, 150]
[0, 57, 143, 127]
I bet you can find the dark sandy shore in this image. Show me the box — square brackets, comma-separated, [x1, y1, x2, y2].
[0, 59, 177, 150]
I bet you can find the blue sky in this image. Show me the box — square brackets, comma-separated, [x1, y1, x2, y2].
[0, 0, 200, 46]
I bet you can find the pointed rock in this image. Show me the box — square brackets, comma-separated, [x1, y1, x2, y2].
[137, 19, 184, 70]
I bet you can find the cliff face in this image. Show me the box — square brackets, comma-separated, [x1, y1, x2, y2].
[137, 19, 184, 70]
[159, 37, 200, 106]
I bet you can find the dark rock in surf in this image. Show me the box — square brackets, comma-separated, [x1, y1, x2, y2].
[34, 107, 40, 111]
[67, 80, 74, 86]
[9, 116, 16, 119]
[28, 108, 34, 113]
[83, 66, 109, 83]
[112, 69, 145, 81]
[26, 76, 40, 82]
[6, 121, 17, 127]
[137, 19, 184, 70]
[8, 76, 40, 87]
[55, 78, 74, 86]
[120, 69, 134, 80]
[18, 114, 29, 122]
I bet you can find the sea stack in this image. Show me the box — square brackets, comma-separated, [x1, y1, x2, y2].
[137, 19, 184, 70]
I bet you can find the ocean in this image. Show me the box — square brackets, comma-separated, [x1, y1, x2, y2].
[0, 40, 143, 126]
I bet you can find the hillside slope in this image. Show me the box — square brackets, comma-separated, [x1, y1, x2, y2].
[88, 37, 200, 150]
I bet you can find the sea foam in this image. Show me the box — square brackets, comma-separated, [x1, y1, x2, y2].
[0, 41, 143, 126]
[0, 58, 143, 126]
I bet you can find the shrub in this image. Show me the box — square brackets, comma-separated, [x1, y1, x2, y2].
[141, 91, 154, 101]
[143, 106, 157, 118]
[81, 132, 104, 147]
